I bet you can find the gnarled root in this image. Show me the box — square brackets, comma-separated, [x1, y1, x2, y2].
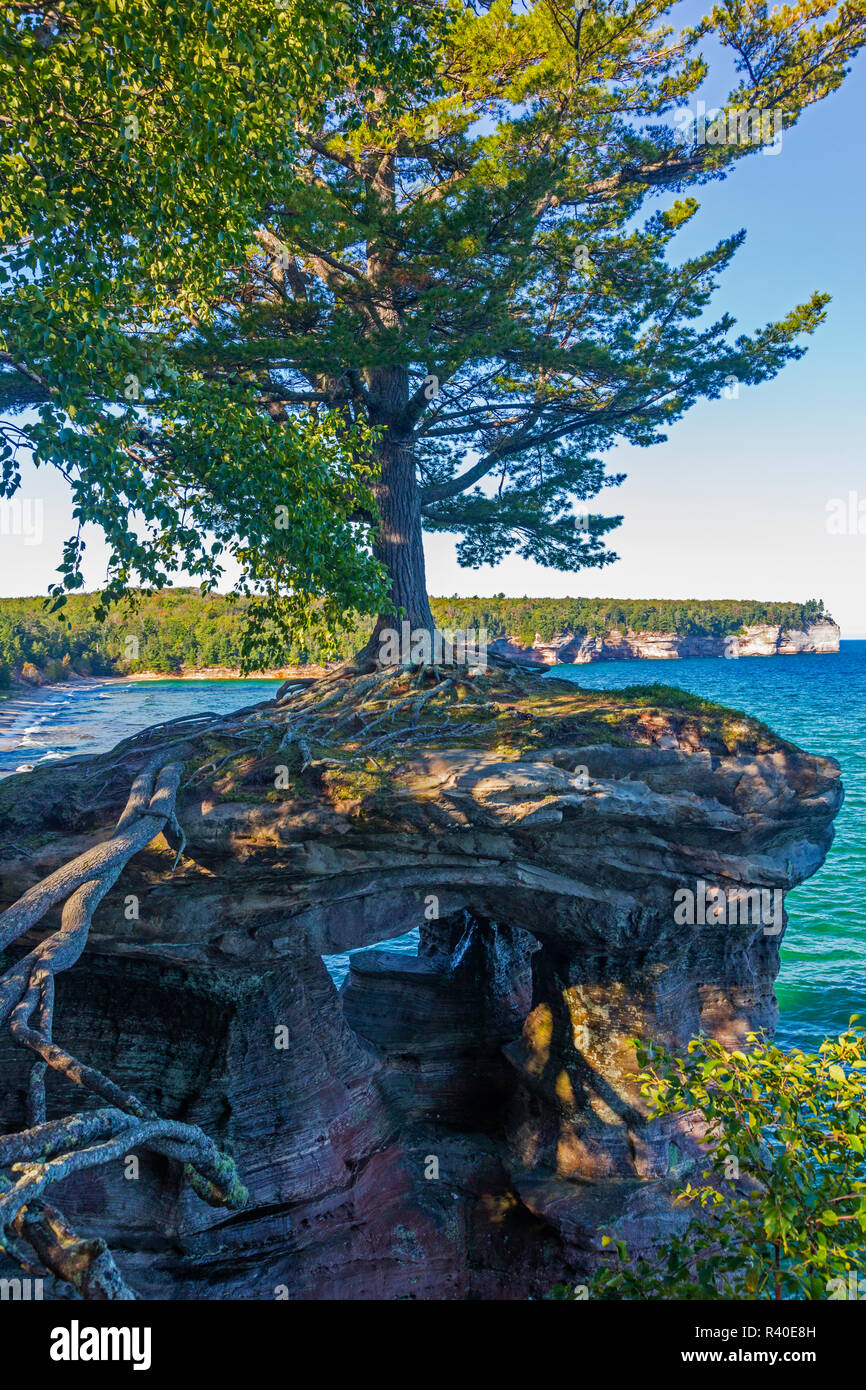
[0, 757, 248, 1300]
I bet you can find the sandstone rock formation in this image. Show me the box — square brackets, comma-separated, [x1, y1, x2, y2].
[0, 667, 843, 1298]
[490, 619, 841, 665]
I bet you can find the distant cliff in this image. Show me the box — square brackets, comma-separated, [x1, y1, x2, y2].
[0, 591, 839, 682]
[489, 619, 841, 665]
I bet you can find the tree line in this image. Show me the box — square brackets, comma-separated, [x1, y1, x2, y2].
[0, 591, 831, 683]
[434, 596, 831, 648]
[2, 0, 860, 657]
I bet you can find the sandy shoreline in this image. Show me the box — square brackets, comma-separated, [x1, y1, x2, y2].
[125, 666, 329, 682]
[0, 669, 300, 736]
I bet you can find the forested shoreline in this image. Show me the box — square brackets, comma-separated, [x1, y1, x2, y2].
[0, 591, 832, 683]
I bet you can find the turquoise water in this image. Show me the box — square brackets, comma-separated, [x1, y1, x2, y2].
[551, 643, 866, 1050]
[0, 678, 283, 775]
[1, 652, 862, 1048]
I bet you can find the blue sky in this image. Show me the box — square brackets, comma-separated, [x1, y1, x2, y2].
[426, 44, 866, 636]
[2, 22, 864, 634]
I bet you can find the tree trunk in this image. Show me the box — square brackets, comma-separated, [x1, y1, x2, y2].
[371, 430, 433, 634]
[356, 362, 434, 666]
[358, 149, 433, 665]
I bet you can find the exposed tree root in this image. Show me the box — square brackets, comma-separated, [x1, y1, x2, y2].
[0, 756, 248, 1300]
[0, 660, 553, 1298]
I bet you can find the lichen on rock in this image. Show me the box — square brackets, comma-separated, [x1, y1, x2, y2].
[0, 663, 843, 1298]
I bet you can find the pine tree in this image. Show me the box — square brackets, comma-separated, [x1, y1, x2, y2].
[2, 1, 864, 653]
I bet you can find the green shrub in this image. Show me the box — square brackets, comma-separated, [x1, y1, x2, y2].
[551, 1022, 866, 1301]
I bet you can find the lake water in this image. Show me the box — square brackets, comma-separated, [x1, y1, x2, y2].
[1, 650, 863, 1049]
[552, 643, 866, 1051]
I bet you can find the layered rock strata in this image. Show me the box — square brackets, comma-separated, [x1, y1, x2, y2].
[490, 620, 841, 665]
[0, 669, 843, 1297]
